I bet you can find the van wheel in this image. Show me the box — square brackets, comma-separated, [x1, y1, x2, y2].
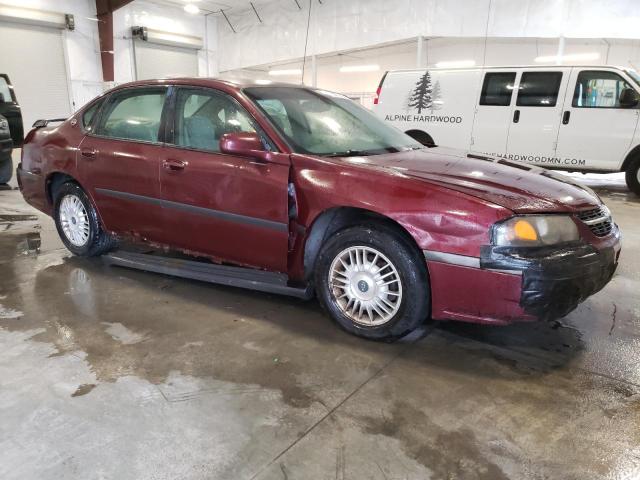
[314, 225, 430, 341]
[626, 157, 640, 196]
[53, 182, 117, 256]
[405, 130, 435, 147]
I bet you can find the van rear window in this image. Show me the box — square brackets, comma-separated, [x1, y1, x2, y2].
[479, 72, 516, 106]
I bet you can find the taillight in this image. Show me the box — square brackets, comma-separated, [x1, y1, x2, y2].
[373, 71, 388, 105]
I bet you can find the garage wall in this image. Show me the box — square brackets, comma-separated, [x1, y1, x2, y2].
[0, 0, 103, 112]
[217, 0, 640, 72]
[113, 0, 218, 84]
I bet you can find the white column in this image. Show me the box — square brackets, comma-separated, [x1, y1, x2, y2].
[416, 35, 423, 68]
[311, 54, 317, 87]
[556, 36, 565, 65]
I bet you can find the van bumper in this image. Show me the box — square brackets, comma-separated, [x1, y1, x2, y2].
[425, 230, 621, 324]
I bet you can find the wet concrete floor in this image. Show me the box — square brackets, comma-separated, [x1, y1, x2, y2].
[0, 169, 639, 479]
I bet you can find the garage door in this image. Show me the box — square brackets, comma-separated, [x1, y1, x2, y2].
[0, 22, 71, 132]
[133, 41, 198, 80]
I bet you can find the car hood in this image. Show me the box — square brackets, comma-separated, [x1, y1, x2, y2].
[341, 147, 600, 213]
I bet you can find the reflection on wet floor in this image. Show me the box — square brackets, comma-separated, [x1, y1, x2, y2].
[0, 177, 639, 480]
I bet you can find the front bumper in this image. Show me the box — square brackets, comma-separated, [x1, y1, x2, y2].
[425, 229, 621, 324]
[480, 236, 620, 320]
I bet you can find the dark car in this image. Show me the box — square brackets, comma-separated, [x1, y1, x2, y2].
[0, 114, 12, 184]
[16, 78, 621, 340]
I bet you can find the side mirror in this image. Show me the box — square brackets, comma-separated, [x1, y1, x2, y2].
[619, 88, 639, 108]
[219, 132, 270, 161]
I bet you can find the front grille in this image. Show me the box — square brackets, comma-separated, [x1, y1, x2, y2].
[576, 206, 613, 237]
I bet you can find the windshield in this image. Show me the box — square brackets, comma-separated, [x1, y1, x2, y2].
[244, 87, 421, 156]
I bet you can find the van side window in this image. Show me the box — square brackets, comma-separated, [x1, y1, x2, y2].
[479, 73, 516, 106]
[573, 71, 634, 108]
[516, 72, 562, 107]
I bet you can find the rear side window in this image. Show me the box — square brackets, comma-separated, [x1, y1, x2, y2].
[96, 88, 166, 142]
[480, 72, 516, 106]
[516, 72, 562, 107]
[81, 100, 103, 132]
[573, 70, 634, 108]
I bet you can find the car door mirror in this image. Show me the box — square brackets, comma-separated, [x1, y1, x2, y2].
[219, 132, 270, 161]
[619, 88, 639, 108]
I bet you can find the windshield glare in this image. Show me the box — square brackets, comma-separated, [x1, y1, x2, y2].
[244, 87, 421, 156]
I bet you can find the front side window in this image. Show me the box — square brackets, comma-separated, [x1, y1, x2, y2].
[480, 72, 516, 106]
[96, 88, 166, 142]
[173, 88, 257, 152]
[244, 87, 421, 156]
[573, 71, 635, 108]
[516, 72, 563, 107]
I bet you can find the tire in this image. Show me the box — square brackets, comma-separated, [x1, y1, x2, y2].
[53, 182, 117, 256]
[314, 225, 430, 341]
[625, 156, 640, 196]
[0, 153, 12, 184]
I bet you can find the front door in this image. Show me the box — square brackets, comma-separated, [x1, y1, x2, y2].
[159, 87, 290, 272]
[506, 69, 570, 164]
[470, 70, 517, 156]
[555, 68, 640, 170]
[77, 86, 168, 240]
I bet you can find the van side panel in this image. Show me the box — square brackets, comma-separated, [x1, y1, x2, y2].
[374, 69, 479, 148]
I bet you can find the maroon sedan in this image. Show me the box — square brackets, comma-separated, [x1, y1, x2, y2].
[17, 78, 621, 340]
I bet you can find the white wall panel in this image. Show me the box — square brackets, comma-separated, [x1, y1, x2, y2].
[218, 0, 640, 72]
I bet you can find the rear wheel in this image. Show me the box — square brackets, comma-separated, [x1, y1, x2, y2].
[625, 156, 640, 196]
[0, 154, 12, 184]
[314, 225, 430, 341]
[53, 182, 117, 256]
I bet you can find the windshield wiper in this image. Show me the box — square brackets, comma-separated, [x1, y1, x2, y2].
[324, 150, 373, 158]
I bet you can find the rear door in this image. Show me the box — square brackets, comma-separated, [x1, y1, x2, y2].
[470, 69, 517, 155]
[77, 86, 168, 240]
[0, 74, 24, 147]
[159, 87, 290, 272]
[506, 68, 570, 163]
[555, 68, 640, 170]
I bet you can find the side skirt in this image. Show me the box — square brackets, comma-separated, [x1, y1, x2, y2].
[103, 250, 313, 300]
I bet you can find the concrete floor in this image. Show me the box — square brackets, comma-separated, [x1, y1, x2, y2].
[0, 160, 639, 479]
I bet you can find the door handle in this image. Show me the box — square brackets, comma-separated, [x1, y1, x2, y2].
[513, 109, 520, 123]
[163, 159, 187, 171]
[562, 110, 571, 125]
[81, 148, 96, 158]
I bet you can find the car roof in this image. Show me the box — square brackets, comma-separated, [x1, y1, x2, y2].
[108, 77, 308, 92]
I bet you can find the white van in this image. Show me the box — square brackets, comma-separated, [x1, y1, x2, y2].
[373, 65, 640, 195]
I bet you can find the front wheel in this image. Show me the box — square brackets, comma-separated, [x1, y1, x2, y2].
[53, 182, 117, 256]
[314, 225, 430, 341]
[625, 157, 640, 196]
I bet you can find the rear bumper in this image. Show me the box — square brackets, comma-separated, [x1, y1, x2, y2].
[425, 229, 621, 325]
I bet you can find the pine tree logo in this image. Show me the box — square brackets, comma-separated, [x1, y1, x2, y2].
[407, 71, 441, 113]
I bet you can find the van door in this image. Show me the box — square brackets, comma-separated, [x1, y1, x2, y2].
[470, 70, 517, 156]
[505, 69, 570, 165]
[555, 68, 640, 171]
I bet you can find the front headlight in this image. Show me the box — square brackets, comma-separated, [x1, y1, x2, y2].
[492, 215, 579, 247]
[0, 118, 8, 130]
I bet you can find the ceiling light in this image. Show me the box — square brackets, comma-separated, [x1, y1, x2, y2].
[255, 79, 272, 84]
[184, 3, 200, 14]
[339, 64, 380, 73]
[435, 60, 476, 68]
[534, 52, 600, 63]
[268, 69, 302, 76]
